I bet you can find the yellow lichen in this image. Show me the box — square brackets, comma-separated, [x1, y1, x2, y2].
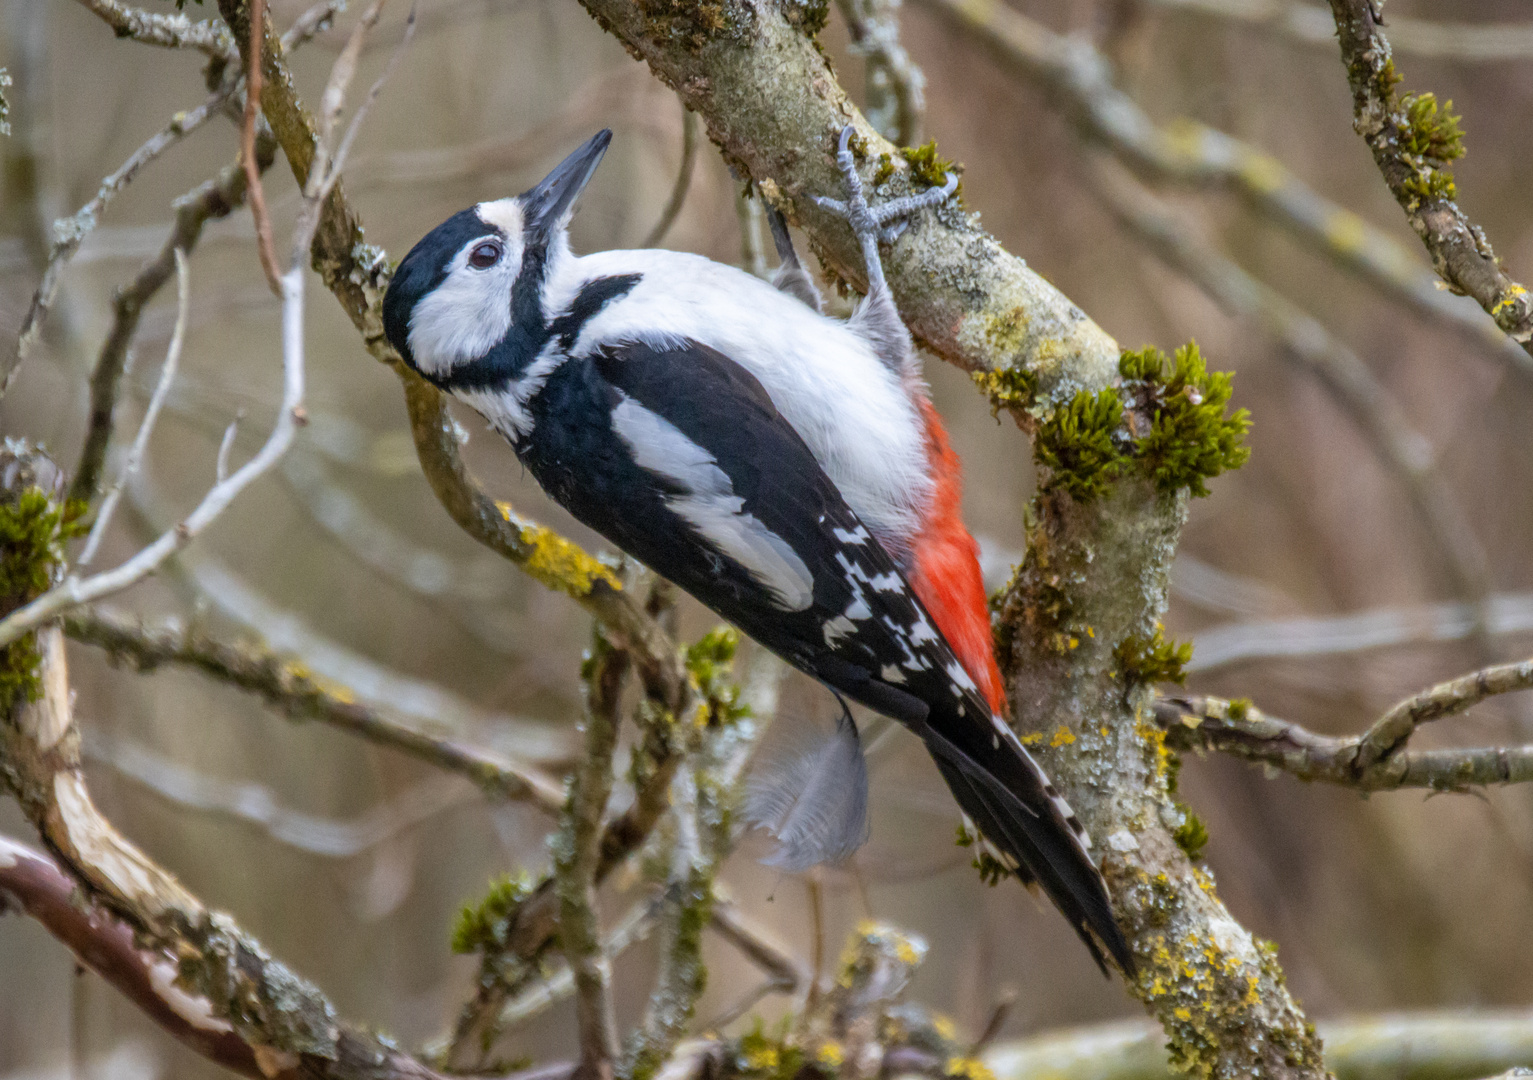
[512, 518, 622, 596]
[944, 1058, 994, 1080]
[932, 1015, 957, 1041]
[816, 1043, 844, 1068]
[1049, 725, 1076, 747]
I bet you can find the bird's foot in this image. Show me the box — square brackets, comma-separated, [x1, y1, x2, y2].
[813, 124, 958, 249]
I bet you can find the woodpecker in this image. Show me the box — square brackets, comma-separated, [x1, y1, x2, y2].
[382, 127, 1133, 975]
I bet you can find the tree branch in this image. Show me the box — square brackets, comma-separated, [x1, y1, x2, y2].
[1327, 0, 1533, 356]
[70, 143, 275, 506]
[554, 636, 629, 1080]
[1157, 683, 1533, 791]
[914, 0, 1532, 377]
[64, 605, 566, 810]
[71, 0, 238, 62]
[1089, 158, 1492, 621]
[1151, 0, 1533, 63]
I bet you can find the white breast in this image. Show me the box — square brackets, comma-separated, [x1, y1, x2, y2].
[545, 249, 933, 551]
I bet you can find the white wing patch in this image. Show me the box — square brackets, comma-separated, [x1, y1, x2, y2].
[612, 396, 815, 611]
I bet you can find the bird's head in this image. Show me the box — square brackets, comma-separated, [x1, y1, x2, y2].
[382, 129, 611, 388]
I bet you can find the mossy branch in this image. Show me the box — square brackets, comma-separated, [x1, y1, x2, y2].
[1327, 0, 1533, 355]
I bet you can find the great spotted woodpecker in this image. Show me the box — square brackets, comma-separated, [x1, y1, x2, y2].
[382, 127, 1133, 975]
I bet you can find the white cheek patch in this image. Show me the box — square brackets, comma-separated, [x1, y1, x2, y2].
[612, 397, 815, 611]
[407, 230, 523, 378]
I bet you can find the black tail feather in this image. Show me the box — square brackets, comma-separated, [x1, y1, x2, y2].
[922, 723, 1136, 978]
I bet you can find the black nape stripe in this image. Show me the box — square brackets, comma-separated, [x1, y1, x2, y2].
[550, 274, 641, 349]
[434, 266, 641, 393]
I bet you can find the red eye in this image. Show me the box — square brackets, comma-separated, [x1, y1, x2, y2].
[468, 241, 503, 269]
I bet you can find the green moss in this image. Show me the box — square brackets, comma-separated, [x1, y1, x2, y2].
[900, 141, 963, 202]
[451, 871, 536, 955]
[780, 0, 829, 36]
[1173, 809, 1209, 861]
[1120, 342, 1251, 497]
[634, 0, 741, 51]
[1401, 92, 1465, 164]
[735, 1018, 808, 1080]
[872, 153, 897, 187]
[1114, 624, 1192, 685]
[685, 625, 748, 726]
[1035, 387, 1129, 501]
[970, 365, 1038, 418]
[1378, 57, 1402, 95]
[0, 487, 80, 718]
[955, 824, 1010, 886]
[1227, 697, 1251, 721]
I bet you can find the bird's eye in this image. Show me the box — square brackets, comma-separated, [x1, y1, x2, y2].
[468, 241, 503, 269]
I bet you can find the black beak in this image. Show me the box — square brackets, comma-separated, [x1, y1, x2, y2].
[523, 130, 611, 241]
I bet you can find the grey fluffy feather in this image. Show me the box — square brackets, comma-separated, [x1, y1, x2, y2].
[744, 709, 870, 871]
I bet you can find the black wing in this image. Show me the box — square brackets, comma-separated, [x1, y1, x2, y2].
[518, 335, 1132, 974]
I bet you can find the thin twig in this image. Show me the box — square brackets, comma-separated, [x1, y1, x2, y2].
[835, 0, 925, 146]
[913, 0, 1533, 377]
[0, 267, 305, 649]
[78, 248, 190, 567]
[1355, 657, 1533, 771]
[1188, 589, 1533, 673]
[555, 638, 629, 1080]
[4, 87, 232, 398]
[85, 730, 471, 858]
[1327, 0, 1533, 356]
[1150, 0, 1533, 62]
[64, 605, 565, 811]
[70, 143, 277, 505]
[216, 413, 242, 483]
[1156, 691, 1533, 791]
[736, 190, 769, 279]
[243, 0, 282, 293]
[70, 0, 238, 61]
[642, 103, 698, 248]
[280, 0, 351, 50]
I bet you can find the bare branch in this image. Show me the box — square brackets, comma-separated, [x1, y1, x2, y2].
[4, 86, 233, 398]
[84, 729, 471, 858]
[0, 834, 264, 1079]
[242, 0, 282, 293]
[70, 144, 276, 505]
[64, 605, 566, 811]
[1090, 159, 1492, 623]
[642, 102, 699, 248]
[1327, 0, 1533, 356]
[0, 260, 305, 649]
[0, 620, 453, 1079]
[1150, 0, 1533, 63]
[78, 248, 190, 567]
[555, 638, 628, 1080]
[1355, 657, 1533, 771]
[835, 0, 925, 146]
[913, 0, 1533, 377]
[71, 0, 238, 61]
[1156, 690, 1533, 791]
[281, 0, 352, 50]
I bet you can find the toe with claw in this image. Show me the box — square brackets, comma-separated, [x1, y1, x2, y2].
[813, 125, 958, 294]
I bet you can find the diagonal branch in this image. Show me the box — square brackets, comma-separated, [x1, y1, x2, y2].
[64, 605, 565, 811]
[1327, 0, 1533, 356]
[914, 0, 1532, 377]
